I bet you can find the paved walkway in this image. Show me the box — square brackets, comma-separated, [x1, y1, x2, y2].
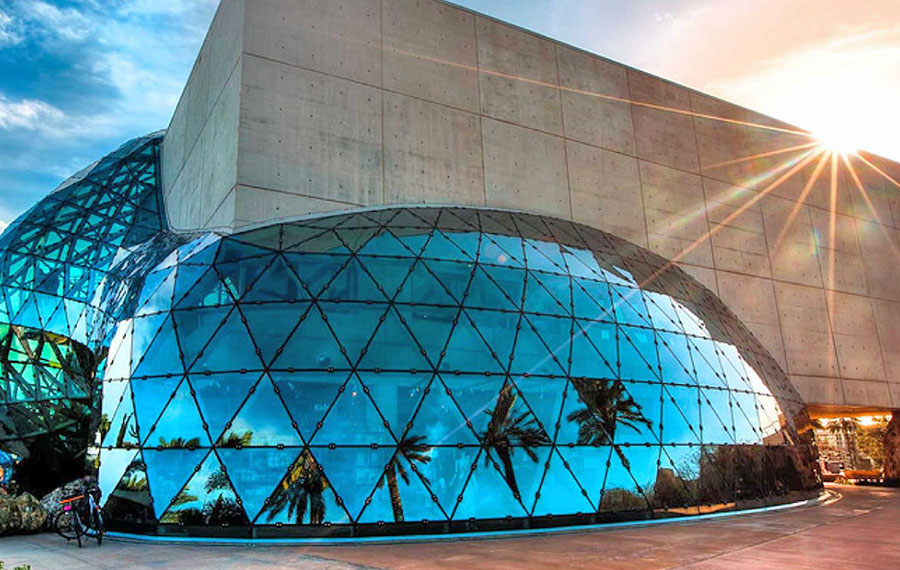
[2, 484, 898, 569]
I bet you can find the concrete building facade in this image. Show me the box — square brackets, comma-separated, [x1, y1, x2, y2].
[162, 0, 900, 415]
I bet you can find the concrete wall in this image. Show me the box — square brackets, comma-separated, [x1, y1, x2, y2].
[162, 0, 900, 411]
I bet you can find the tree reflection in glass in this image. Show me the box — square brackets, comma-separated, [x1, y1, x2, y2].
[261, 450, 329, 524]
[480, 384, 550, 498]
[375, 434, 432, 522]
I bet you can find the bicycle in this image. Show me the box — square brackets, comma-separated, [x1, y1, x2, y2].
[52, 484, 104, 547]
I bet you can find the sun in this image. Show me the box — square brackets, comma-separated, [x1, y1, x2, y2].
[815, 124, 861, 155]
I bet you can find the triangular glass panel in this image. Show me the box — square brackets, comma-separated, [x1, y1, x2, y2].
[242, 254, 310, 303]
[394, 305, 457, 367]
[188, 308, 264, 374]
[240, 302, 309, 367]
[688, 337, 729, 390]
[532, 448, 594, 516]
[191, 372, 260, 442]
[523, 240, 567, 274]
[466, 266, 522, 311]
[255, 449, 349, 525]
[554, 444, 611, 509]
[408, 376, 479, 446]
[358, 308, 431, 372]
[143, 378, 211, 448]
[217, 448, 300, 522]
[508, 376, 565, 441]
[143, 448, 208, 519]
[439, 310, 505, 374]
[314, 446, 396, 521]
[317, 302, 387, 367]
[618, 325, 660, 382]
[283, 253, 349, 297]
[510, 315, 568, 376]
[270, 305, 344, 370]
[420, 229, 474, 262]
[453, 451, 527, 520]
[312, 375, 396, 445]
[572, 278, 615, 321]
[219, 375, 303, 447]
[102, 384, 140, 448]
[644, 291, 684, 333]
[319, 257, 386, 302]
[699, 387, 734, 445]
[131, 316, 182, 378]
[523, 272, 569, 315]
[655, 445, 701, 513]
[479, 234, 524, 268]
[99, 448, 138, 500]
[730, 391, 763, 445]
[661, 385, 701, 444]
[103, 453, 154, 524]
[657, 332, 695, 385]
[598, 446, 655, 513]
[270, 371, 349, 441]
[609, 285, 652, 327]
[571, 320, 617, 379]
[360, 255, 417, 300]
[130, 376, 180, 439]
[356, 467, 442, 524]
[173, 307, 230, 370]
[358, 371, 430, 439]
[356, 227, 418, 257]
[174, 267, 233, 310]
[394, 259, 459, 305]
[160, 452, 248, 526]
[445, 375, 509, 437]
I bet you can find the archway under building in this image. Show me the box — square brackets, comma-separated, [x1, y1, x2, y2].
[807, 406, 900, 486]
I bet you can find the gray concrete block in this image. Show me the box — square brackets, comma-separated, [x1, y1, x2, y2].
[383, 92, 484, 206]
[557, 45, 633, 155]
[243, 0, 381, 86]
[237, 55, 383, 207]
[383, 0, 479, 112]
[482, 118, 569, 218]
[476, 16, 562, 134]
[628, 70, 699, 173]
[233, 185, 357, 228]
[566, 140, 645, 245]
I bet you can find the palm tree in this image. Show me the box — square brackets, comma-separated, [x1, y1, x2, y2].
[479, 384, 550, 499]
[261, 450, 329, 524]
[566, 378, 651, 469]
[827, 417, 861, 468]
[218, 430, 254, 448]
[157, 436, 201, 448]
[375, 434, 432, 522]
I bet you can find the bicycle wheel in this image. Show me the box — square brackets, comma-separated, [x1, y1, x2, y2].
[91, 506, 105, 546]
[54, 509, 84, 547]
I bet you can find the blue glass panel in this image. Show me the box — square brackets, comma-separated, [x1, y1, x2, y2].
[242, 255, 309, 302]
[361, 255, 417, 300]
[510, 315, 568, 376]
[479, 235, 524, 268]
[312, 375, 396, 445]
[523, 272, 570, 315]
[130, 376, 180, 438]
[445, 375, 507, 436]
[618, 325, 659, 382]
[657, 332, 695, 385]
[189, 308, 263, 374]
[409, 446, 479, 519]
[599, 446, 655, 513]
[160, 452, 246, 526]
[466, 266, 520, 311]
[440, 311, 506, 374]
[420, 230, 474, 262]
[644, 291, 684, 333]
[395, 305, 457, 366]
[271, 305, 344, 370]
[144, 378, 210, 448]
[657, 446, 700, 510]
[572, 278, 614, 321]
[661, 385, 700, 444]
[532, 448, 593, 515]
[731, 391, 763, 445]
[689, 337, 728, 390]
[218, 448, 299, 521]
[571, 320, 617, 379]
[317, 302, 387, 367]
[319, 257, 386, 302]
[283, 253, 348, 297]
[700, 387, 734, 445]
[358, 308, 431, 371]
[269, 371, 348, 441]
[556, 444, 611, 507]
[99, 448, 138, 501]
[359, 372, 430, 438]
[511, 376, 565, 441]
[314, 446, 395, 521]
[143, 448, 208, 518]
[408, 376, 479, 446]
[453, 452, 527, 520]
[191, 372, 259, 442]
[609, 285, 651, 327]
[220, 375, 302, 447]
[616, 381, 661, 445]
[393, 260, 458, 305]
[240, 303, 309, 366]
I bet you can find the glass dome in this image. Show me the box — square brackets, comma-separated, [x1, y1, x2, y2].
[98, 206, 821, 538]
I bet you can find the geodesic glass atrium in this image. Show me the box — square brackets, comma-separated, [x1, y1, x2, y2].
[1, 134, 821, 538]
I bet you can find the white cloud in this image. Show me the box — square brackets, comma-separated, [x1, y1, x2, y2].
[0, 10, 23, 46]
[0, 96, 65, 131]
[16, 0, 92, 42]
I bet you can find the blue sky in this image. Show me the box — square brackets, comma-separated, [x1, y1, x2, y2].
[1, 0, 898, 228]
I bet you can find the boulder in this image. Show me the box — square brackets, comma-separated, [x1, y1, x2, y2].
[0, 492, 48, 535]
[40, 476, 96, 522]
